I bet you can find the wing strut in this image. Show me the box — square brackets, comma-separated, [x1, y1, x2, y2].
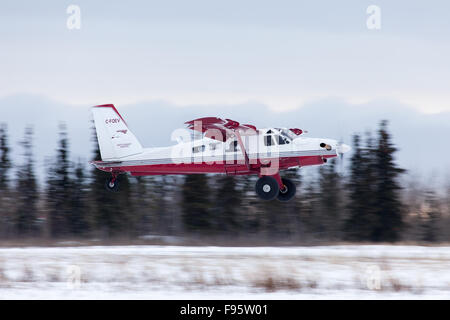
[234, 129, 250, 170]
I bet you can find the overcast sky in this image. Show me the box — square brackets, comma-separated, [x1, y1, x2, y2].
[1, 1, 449, 187]
[1, 0, 450, 113]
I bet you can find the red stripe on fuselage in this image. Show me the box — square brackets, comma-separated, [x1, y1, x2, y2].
[95, 155, 337, 176]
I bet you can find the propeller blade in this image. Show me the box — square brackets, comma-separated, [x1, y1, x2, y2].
[337, 143, 351, 154]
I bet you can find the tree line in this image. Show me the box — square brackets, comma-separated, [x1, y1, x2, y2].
[0, 120, 449, 244]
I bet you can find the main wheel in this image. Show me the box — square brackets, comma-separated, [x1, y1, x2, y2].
[105, 177, 119, 192]
[277, 178, 296, 202]
[255, 176, 279, 200]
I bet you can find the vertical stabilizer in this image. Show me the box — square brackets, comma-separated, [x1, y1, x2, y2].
[92, 104, 143, 161]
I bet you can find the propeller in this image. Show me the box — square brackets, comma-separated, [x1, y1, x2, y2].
[336, 140, 351, 174]
[335, 116, 351, 173]
[336, 141, 351, 155]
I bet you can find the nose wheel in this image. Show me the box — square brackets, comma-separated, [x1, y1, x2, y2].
[105, 176, 120, 192]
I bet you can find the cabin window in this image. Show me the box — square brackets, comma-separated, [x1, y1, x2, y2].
[209, 142, 220, 151]
[264, 135, 276, 146]
[192, 145, 205, 153]
[226, 140, 239, 152]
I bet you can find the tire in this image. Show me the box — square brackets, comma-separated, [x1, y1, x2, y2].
[277, 178, 296, 202]
[105, 177, 119, 192]
[255, 176, 279, 200]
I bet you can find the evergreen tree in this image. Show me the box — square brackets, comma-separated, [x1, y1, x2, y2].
[372, 120, 405, 242]
[67, 160, 89, 236]
[90, 132, 117, 237]
[447, 184, 450, 220]
[47, 123, 72, 237]
[130, 176, 152, 235]
[0, 123, 13, 238]
[273, 169, 303, 240]
[257, 169, 303, 240]
[129, 174, 179, 237]
[89, 126, 134, 238]
[239, 174, 263, 235]
[215, 175, 241, 234]
[344, 133, 378, 241]
[318, 159, 342, 240]
[115, 171, 135, 236]
[15, 126, 38, 236]
[284, 168, 303, 240]
[257, 184, 282, 239]
[152, 176, 175, 235]
[419, 189, 441, 242]
[181, 174, 212, 233]
[300, 174, 322, 240]
[0, 123, 11, 190]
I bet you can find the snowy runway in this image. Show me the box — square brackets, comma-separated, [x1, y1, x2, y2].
[0, 245, 450, 299]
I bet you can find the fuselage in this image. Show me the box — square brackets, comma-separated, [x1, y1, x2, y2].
[93, 127, 346, 176]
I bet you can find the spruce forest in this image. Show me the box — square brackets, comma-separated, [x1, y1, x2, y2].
[0, 120, 448, 244]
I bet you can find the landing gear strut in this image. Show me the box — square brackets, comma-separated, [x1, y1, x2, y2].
[255, 176, 296, 201]
[105, 175, 119, 192]
[276, 178, 296, 202]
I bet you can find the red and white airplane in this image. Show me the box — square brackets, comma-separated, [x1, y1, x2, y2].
[91, 104, 350, 201]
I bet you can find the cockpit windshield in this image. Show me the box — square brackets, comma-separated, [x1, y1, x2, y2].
[277, 135, 289, 145]
[275, 128, 295, 141]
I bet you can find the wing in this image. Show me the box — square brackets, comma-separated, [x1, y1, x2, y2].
[184, 117, 257, 142]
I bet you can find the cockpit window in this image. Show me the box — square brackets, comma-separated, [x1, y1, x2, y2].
[276, 135, 288, 145]
[280, 129, 296, 140]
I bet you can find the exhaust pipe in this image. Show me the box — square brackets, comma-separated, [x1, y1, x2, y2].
[320, 142, 332, 151]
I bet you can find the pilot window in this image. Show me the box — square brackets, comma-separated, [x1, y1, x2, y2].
[264, 135, 276, 146]
[277, 135, 288, 145]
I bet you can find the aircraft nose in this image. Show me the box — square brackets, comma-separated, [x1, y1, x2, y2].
[337, 143, 351, 154]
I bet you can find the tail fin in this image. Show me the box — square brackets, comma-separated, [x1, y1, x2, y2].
[92, 104, 143, 161]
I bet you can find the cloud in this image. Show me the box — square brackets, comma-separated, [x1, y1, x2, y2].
[1, 1, 449, 114]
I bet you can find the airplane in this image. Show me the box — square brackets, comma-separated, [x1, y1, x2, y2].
[91, 104, 351, 201]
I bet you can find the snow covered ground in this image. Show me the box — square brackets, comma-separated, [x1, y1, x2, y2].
[1, 245, 450, 299]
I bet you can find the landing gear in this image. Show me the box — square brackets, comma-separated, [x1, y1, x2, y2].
[277, 178, 296, 202]
[255, 176, 279, 200]
[105, 176, 119, 192]
[255, 176, 297, 201]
